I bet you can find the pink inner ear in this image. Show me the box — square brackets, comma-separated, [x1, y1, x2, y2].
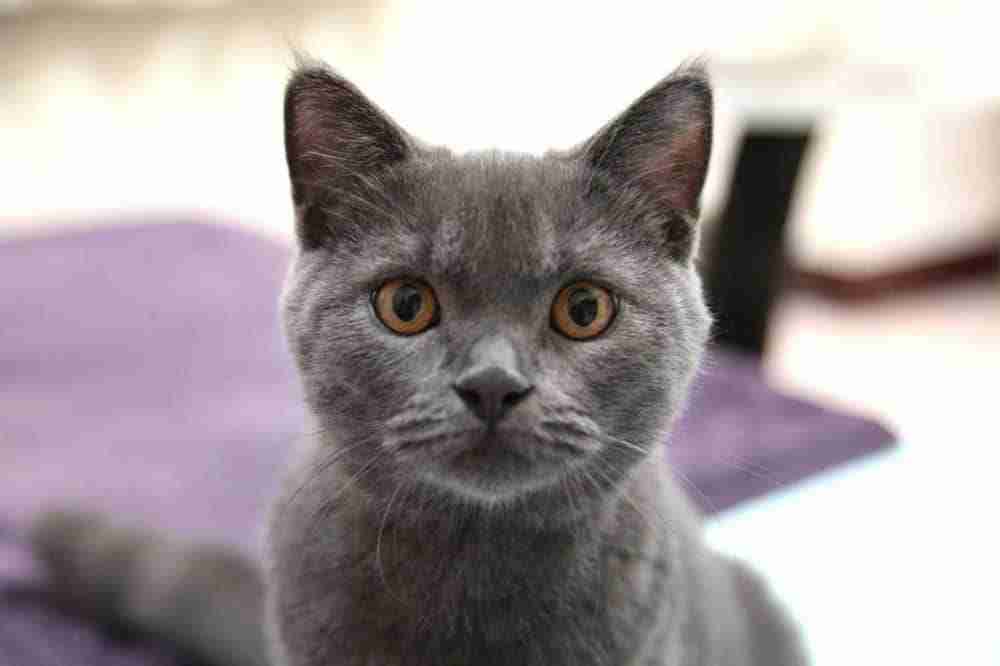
[635, 118, 710, 215]
[286, 86, 341, 186]
[285, 69, 409, 195]
[290, 93, 360, 181]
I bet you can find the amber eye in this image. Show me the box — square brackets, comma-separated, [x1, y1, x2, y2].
[551, 281, 616, 340]
[373, 279, 439, 336]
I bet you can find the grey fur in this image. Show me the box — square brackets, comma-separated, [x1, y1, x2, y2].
[31, 62, 806, 666]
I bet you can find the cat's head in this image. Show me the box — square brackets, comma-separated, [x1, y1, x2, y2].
[281, 62, 712, 518]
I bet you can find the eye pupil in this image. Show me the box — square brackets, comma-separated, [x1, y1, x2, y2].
[568, 288, 598, 327]
[392, 284, 423, 322]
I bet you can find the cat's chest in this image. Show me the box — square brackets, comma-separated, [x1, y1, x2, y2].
[338, 584, 614, 666]
[288, 535, 676, 666]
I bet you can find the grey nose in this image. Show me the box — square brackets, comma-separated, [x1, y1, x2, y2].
[453, 366, 533, 424]
[452, 335, 534, 425]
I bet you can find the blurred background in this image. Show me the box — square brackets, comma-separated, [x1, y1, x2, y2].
[2, 0, 997, 425]
[2, 1, 998, 664]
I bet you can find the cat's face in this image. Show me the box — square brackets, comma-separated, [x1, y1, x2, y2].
[282, 65, 712, 517]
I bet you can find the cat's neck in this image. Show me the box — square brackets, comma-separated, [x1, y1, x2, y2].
[271, 455, 688, 665]
[349, 458, 681, 664]
[353, 487, 606, 599]
[347, 456, 674, 601]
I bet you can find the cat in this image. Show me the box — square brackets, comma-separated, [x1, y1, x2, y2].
[31, 60, 806, 666]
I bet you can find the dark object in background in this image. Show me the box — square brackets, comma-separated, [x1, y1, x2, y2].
[702, 130, 812, 355]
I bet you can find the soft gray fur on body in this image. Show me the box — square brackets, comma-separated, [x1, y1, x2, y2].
[32, 61, 805, 666]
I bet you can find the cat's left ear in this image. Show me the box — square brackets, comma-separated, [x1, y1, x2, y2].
[580, 64, 712, 255]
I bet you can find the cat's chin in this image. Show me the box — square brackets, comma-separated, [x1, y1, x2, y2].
[414, 429, 590, 505]
[419, 464, 574, 506]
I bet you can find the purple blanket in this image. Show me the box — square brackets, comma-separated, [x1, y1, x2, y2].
[0, 221, 892, 665]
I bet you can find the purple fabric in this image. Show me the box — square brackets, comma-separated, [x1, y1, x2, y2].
[0, 221, 893, 665]
[672, 349, 895, 513]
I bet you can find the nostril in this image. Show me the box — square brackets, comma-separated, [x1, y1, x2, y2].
[455, 386, 481, 408]
[501, 386, 533, 408]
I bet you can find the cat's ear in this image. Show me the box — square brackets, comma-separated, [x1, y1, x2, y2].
[284, 63, 411, 248]
[580, 64, 712, 254]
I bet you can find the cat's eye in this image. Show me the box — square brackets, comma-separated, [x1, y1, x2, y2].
[551, 281, 616, 340]
[373, 279, 439, 336]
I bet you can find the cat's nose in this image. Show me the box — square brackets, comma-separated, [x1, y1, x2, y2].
[453, 366, 534, 424]
[452, 335, 534, 425]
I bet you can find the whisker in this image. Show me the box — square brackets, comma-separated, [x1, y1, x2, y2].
[716, 454, 776, 485]
[312, 449, 387, 523]
[375, 482, 407, 606]
[577, 467, 614, 510]
[670, 467, 716, 514]
[386, 415, 450, 432]
[586, 458, 624, 496]
[282, 437, 369, 509]
[560, 474, 582, 516]
[598, 432, 649, 456]
[588, 457, 657, 532]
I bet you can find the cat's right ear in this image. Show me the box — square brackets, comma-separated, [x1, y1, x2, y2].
[284, 63, 411, 249]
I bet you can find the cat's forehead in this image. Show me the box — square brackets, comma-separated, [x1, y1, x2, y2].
[413, 152, 584, 284]
[333, 151, 664, 302]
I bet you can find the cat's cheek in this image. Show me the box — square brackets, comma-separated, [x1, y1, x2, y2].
[532, 342, 590, 404]
[586, 319, 676, 441]
[355, 333, 451, 423]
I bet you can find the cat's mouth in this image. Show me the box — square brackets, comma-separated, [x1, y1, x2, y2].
[391, 424, 598, 500]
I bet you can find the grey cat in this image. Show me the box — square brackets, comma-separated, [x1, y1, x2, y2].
[31, 61, 806, 666]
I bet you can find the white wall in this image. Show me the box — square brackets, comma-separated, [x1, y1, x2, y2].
[2, 0, 998, 272]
